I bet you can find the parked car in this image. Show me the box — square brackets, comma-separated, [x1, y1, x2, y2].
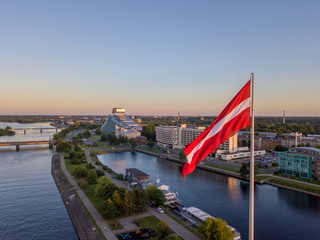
[157, 207, 164, 214]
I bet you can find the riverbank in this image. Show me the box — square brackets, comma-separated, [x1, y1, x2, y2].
[134, 148, 320, 198]
[51, 153, 104, 240]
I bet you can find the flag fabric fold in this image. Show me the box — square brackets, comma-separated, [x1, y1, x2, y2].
[182, 80, 251, 178]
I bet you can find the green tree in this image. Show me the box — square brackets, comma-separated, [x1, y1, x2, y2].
[100, 134, 107, 141]
[74, 166, 88, 178]
[77, 132, 83, 139]
[87, 169, 98, 184]
[123, 190, 134, 215]
[77, 180, 88, 189]
[95, 128, 102, 135]
[147, 139, 155, 148]
[146, 185, 166, 206]
[74, 145, 82, 152]
[164, 236, 183, 240]
[274, 145, 288, 152]
[83, 129, 91, 139]
[158, 220, 171, 239]
[240, 163, 249, 178]
[179, 150, 187, 161]
[112, 190, 124, 215]
[141, 123, 156, 141]
[130, 138, 137, 149]
[95, 176, 112, 197]
[240, 163, 258, 178]
[101, 198, 117, 219]
[56, 140, 72, 153]
[199, 217, 235, 240]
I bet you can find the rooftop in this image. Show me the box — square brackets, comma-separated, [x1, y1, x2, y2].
[125, 168, 149, 178]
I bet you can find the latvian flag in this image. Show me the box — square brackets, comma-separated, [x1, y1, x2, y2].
[182, 80, 251, 178]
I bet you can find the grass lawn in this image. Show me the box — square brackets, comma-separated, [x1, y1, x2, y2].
[64, 154, 106, 219]
[204, 163, 240, 174]
[64, 158, 87, 176]
[255, 175, 272, 181]
[275, 173, 320, 186]
[139, 148, 165, 154]
[134, 215, 174, 235]
[82, 183, 105, 214]
[89, 135, 101, 140]
[270, 178, 320, 195]
[107, 220, 124, 231]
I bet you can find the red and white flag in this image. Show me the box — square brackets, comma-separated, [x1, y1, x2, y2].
[182, 80, 251, 178]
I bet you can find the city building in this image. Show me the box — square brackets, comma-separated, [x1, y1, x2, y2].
[155, 124, 204, 149]
[125, 168, 150, 185]
[278, 147, 320, 179]
[101, 108, 142, 139]
[215, 148, 266, 160]
[156, 124, 261, 160]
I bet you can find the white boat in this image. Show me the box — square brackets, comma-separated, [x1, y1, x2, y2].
[184, 206, 241, 240]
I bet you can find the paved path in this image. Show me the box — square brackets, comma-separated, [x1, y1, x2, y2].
[60, 153, 118, 240]
[85, 150, 125, 188]
[86, 149, 201, 240]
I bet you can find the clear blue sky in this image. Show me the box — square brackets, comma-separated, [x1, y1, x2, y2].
[1, 1, 319, 116]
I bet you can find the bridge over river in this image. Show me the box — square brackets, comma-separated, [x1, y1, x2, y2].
[0, 140, 53, 151]
[9, 127, 61, 134]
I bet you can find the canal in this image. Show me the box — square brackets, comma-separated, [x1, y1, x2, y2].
[98, 151, 320, 240]
[0, 122, 78, 240]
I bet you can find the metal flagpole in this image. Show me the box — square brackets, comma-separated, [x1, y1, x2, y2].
[249, 73, 255, 240]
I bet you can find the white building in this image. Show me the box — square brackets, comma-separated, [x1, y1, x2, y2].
[215, 147, 266, 160]
[156, 124, 238, 153]
[101, 108, 142, 139]
[156, 124, 203, 149]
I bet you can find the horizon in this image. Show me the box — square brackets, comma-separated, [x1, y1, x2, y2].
[1, 1, 320, 116]
[1, 114, 320, 118]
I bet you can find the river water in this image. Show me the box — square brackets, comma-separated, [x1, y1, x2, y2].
[0, 122, 78, 240]
[98, 151, 320, 240]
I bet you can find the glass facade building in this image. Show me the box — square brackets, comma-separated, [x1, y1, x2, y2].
[278, 147, 320, 179]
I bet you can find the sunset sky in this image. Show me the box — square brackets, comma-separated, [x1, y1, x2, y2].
[1, 1, 320, 116]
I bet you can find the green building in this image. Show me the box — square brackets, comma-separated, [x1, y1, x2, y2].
[278, 147, 320, 179]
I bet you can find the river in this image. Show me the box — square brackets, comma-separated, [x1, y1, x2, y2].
[98, 151, 320, 240]
[0, 122, 78, 240]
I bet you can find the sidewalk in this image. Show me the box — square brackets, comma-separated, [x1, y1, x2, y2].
[60, 153, 118, 240]
[86, 149, 201, 240]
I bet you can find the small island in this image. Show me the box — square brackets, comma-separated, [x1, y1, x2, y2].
[0, 126, 15, 136]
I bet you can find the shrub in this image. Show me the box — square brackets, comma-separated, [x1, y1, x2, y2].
[70, 158, 81, 165]
[74, 145, 82, 152]
[116, 174, 123, 180]
[96, 170, 105, 177]
[272, 162, 278, 167]
[95, 176, 112, 197]
[74, 166, 88, 178]
[77, 180, 88, 189]
[87, 169, 98, 184]
[75, 151, 85, 160]
[56, 140, 72, 153]
[69, 151, 75, 159]
[86, 163, 95, 169]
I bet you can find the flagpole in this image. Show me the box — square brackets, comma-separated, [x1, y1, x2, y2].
[249, 73, 255, 240]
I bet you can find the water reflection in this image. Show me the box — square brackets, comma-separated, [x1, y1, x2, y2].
[98, 151, 320, 240]
[277, 188, 320, 212]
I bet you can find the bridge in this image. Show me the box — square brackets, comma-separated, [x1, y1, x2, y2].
[9, 127, 61, 134]
[0, 140, 53, 151]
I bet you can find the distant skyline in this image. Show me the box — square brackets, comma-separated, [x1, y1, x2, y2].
[1, 1, 320, 116]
